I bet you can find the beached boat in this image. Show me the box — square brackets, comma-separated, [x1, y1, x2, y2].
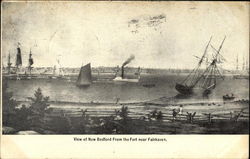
[175, 37, 225, 95]
[76, 63, 92, 87]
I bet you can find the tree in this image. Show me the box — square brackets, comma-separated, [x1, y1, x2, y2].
[28, 88, 50, 128]
[15, 105, 31, 130]
[2, 80, 18, 126]
[29, 88, 49, 115]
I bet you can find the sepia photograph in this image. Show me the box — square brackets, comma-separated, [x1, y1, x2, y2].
[1, 1, 249, 137]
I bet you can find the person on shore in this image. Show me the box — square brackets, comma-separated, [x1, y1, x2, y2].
[179, 105, 183, 115]
[81, 109, 87, 118]
[172, 109, 178, 121]
[156, 111, 163, 120]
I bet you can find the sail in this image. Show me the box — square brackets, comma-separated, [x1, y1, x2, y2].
[53, 60, 64, 76]
[56, 59, 64, 76]
[29, 51, 34, 66]
[54, 65, 60, 75]
[76, 63, 92, 86]
[16, 47, 22, 67]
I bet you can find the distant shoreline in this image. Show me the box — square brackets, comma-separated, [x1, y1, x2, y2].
[15, 97, 249, 107]
[2, 65, 248, 76]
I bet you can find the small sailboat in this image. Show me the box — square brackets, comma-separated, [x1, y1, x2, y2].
[76, 63, 92, 87]
[175, 36, 225, 95]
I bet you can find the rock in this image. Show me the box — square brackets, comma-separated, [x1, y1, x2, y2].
[16, 130, 40, 135]
[2, 126, 17, 134]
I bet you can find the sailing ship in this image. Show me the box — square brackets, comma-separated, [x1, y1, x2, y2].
[3, 43, 38, 80]
[26, 49, 34, 79]
[3, 44, 23, 80]
[175, 37, 225, 95]
[233, 55, 249, 79]
[7, 52, 12, 74]
[76, 63, 92, 87]
[48, 59, 65, 79]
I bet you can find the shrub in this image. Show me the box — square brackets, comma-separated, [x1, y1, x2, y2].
[2, 80, 18, 127]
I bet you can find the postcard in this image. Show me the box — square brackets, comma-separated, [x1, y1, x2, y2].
[1, 1, 249, 158]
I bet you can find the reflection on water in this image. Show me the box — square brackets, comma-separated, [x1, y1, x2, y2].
[5, 74, 249, 103]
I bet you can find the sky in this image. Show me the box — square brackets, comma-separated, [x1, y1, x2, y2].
[1, 1, 249, 69]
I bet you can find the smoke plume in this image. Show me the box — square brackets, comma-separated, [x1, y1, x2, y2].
[122, 55, 135, 67]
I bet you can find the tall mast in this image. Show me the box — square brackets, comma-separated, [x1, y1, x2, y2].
[181, 37, 212, 86]
[199, 36, 212, 65]
[215, 36, 226, 59]
[242, 56, 245, 70]
[7, 52, 12, 74]
[236, 54, 238, 70]
[28, 48, 34, 75]
[245, 55, 248, 71]
[193, 36, 226, 88]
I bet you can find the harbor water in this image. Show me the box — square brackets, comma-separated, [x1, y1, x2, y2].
[5, 74, 249, 104]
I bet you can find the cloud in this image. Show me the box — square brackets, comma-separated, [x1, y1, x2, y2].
[128, 14, 166, 33]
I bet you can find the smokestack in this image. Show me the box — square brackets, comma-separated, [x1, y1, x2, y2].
[121, 66, 124, 79]
[121, 55, 135, 79]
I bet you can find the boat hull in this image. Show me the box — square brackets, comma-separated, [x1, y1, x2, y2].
[233, 75, 249, 79]
[3, 74, 37, 80]
[113, 77, 139, 83]
[175, 83, 193, 95]
[76, 84, 90, 88]
[142, 84, 156, 88]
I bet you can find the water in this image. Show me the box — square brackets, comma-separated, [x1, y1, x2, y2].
[6, 74, 249, 104]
